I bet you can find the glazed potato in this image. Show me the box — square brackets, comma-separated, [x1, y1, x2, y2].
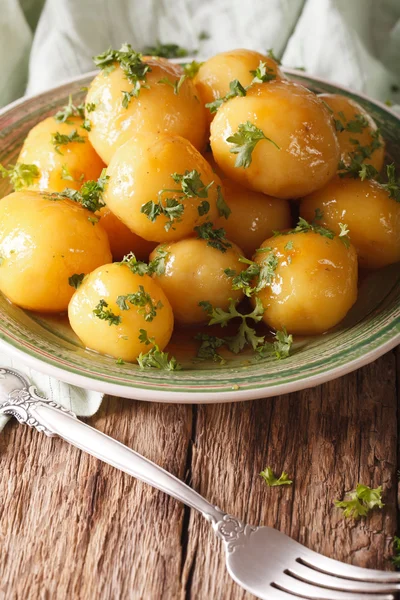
[0, 191, 111, 312]
[254, 232, 358, 335]
[103, 132, 221, 243]
[214, 178, 292, 257]
[68, 263, 173, 361]
[98, 206, 156, 261]
[18, 116, 105, 192]
[86, 56, 207, 164]
[194, 49, 284, 123]
[300, 177, 400, 269]
[210, 80, 340, 199]
[149, 238, 246, 325]
[319, 94, 385, 173]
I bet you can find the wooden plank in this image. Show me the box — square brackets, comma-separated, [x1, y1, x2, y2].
[0, 396, 192, 600]
[182, 352, 398, 599]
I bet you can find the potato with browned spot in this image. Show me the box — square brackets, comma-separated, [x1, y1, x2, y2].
[253, 231, 358, 335]
[210, 80, 340, 199]
[17, 116, 105, 192]
[300, 176, 400, 269]
[86, 54, 207, 165]
[149, 238, 246, 325]
[0, 191, 111, 312]
[103, 132, 221, 243]
[194, 49, 284, 124]
[319, 93, 385, 174]
[68, 263, 173, 361]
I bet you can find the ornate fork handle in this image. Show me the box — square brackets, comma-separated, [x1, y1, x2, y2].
[0, 376, 253, 550]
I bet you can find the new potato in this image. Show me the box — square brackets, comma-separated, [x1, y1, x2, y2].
[210, 80, 340, 199]
[86, 57, 207, 164]
[18, 116, 105, 192]
[254, 232, 358, 335]
[98, 206, 156, 261]
[300, 177, 400, 269]
[150, 238, 246, 324]
[0, 191, 111, 312]
[68, 263, 173, 361]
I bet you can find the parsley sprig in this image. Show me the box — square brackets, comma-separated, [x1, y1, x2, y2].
[275, 212, 351, 248]
[93, 44, 151, 107]
[47, 169, 109, 212]
[51, 129, 86, 155]
[116, 285, 163, 322]
[54, 94, 85, 123]
[194, 222, 232, 253]
[0, 162, 39, 191]
[93, 299, 121, 326]
[121, 247, 169, 276]
[338, 130, 382, 180]
[334, 111, 369, 133]
[225, 252, 279, 297]
[256, 328, 293, 359]
[137, 329, 181, 370]
[227, 121, 280, 168]
[334, 484, 384, 519]
[183, 60, 203, 78]
[194, 333, 226, 364]
[260, 467, 293, 487]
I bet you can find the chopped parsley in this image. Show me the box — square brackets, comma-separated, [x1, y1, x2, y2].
[93, 299, 121, 326]
[48, 169, 109, 212]
[334, 484, 384, 519]
[93, 44, 151, 107]
[266, 48, 281, 65]
[275, 212, 352, 245]
[121, 246, 169, 276]
[158, 75, 186, 94]
[51, 129, 86, 155]
[137, 329, 181, 370]
[338, 130, 382, 180]
[116, 285, 162, 322]
[256, 328, 293, 360]
[142, 41, 189, 58]
[226, 121, 280, 168]
[216, 185, 231, 219]
[194, 333, 226, 364]
[0, 162, 39, 190]
[260, 467, 293, 487]
[334, 111, 369, 133]
[194, 222, 232, 253]
[250, 60, 277, 83]
[224, 251, 279, 297]
[183, 60, 203, 78]
[382, 163, 400, 202]
[68, 273, 85, 289]
[206, 79, 247, 114]
[54, 95, 85, 123]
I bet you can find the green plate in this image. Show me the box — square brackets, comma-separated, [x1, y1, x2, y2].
[0, 69, 399, 402]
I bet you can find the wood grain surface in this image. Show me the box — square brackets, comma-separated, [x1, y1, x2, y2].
[0, 348, 399, 600]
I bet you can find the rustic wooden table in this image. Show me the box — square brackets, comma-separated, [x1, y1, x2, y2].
[1, 348, 399, 600]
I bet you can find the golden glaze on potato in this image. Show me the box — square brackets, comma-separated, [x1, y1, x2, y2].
[68, 263, 173, 361]
[194, 49, 284, 124]
[0, 191, 111, 312]
[300, 177, 400, 269]
[150, 238, 246, 324]
[210, 80, 340, 199]
[254, 232, 358, 335]
[319, 94, 385, 173]
[18, 116, 105, 192]
[98, 206, 156, 261]
[103, 132, 221, 243]
[86, 57, 207, 164]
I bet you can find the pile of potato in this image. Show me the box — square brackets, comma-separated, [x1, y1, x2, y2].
[0, 47, 399, 365]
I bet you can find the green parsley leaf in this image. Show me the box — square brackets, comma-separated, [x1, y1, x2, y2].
[194, 333, 226, 364]
[116, 285, 162, 322]
[141, 198, 184, 231]
[194, 222, 232, 253]
[0, 162, 40, 191]
[137, 329, 181, 370]
[260, 466, 293, 487]
[206, 79, 247, 114]
[93, 299, 121, 326]
[338, 223, 351, 247]
[158, 75, 186, 95]
[266, 49, 281, 64]
[338, 130, 382, 180]
[334, 112, 369, 134]
[216, 185, 231, 218]
[226, 121, 280, 168]
[116, 357, 125, 365]
[54, 95, 85, 123]
[225, 251, 278, 297]
[334, 484, 384, 519]
[256, 328, 293, 360]
[93, 44, 151, 107]
[142, 41, 189, 58]
[183, 60, 203, 78]
[51, 129, 85, 155]
[277, 214, 336, 241]
[250, 60, 277, 83]
[68, 273, 85, 289]
[171, 169, 213, 198]
[382, 163, 400, 202]
[49, 168, 109, 212]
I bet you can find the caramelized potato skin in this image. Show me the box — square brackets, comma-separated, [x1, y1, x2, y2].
[194, 49, 284, 124]
[149, 238, 246, 324]
[210, 81, 340, 199]
[103, 133, 220, 243]
[98, 206, 156, 261]
[18, 116, 105, 192]
[0, 191, 111, 312]
[319, 93, 385, 173]
[86, 57, 207, 164]
[300, 177, 400, 269]
[68, 263, 173, 361]
[254, 232, 358, 335]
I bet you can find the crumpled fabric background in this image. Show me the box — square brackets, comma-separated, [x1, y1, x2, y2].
[0, 0, 399, 428]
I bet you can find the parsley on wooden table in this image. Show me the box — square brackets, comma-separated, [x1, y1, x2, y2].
[334, 484, 384, 519]
[260, 467, 293, 487]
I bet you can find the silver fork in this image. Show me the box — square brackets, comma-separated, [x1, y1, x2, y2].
[1, 367, 400, 600]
